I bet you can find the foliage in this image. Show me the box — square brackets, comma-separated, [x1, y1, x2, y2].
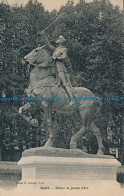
[0, 0, 123, 161]
[117, 172, 124, 184]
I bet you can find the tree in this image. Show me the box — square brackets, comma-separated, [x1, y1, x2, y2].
[0, 0, 123, 160]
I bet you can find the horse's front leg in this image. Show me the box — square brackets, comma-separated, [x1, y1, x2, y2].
[19, 102, 31, 114]
[44, 108, 54, 148]
[19, 102, 39, 128]
[70, 125, 85, 149]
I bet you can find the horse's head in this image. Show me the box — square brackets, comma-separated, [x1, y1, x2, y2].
[22, 45, 52, 66]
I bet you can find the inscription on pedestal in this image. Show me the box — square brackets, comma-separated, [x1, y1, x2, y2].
[18, 148, 121, 184]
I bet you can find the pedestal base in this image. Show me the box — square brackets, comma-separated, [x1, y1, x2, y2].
[18, 147, 121, 188]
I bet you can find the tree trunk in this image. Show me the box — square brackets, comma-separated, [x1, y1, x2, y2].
[0, 135, 3, 161]
[120, 113, 124, 164]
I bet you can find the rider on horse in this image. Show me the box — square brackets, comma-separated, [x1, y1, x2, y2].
[40, 31, 74, 107]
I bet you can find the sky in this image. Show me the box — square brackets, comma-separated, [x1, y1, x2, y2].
[1, 0, 123, 11]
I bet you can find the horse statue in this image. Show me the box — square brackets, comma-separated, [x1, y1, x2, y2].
[19, 45, 104, 155]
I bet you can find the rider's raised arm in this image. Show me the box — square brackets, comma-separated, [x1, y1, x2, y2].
[40, 31, 55, 51]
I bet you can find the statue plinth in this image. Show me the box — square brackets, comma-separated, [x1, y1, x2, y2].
[18, 147, 121, 188]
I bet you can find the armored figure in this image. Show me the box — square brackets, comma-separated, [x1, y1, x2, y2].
[41, 31, 74, 107]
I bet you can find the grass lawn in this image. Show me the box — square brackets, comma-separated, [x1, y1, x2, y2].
[0, 161, 21, 189]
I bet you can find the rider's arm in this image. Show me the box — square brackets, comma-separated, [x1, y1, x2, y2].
[40, 31, 55, 51]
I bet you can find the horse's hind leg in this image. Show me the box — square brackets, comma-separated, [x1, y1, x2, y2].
[89, 121, 104, 155]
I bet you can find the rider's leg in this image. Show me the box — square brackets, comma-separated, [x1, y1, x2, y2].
[59, 71, 74, 98]
[58, 71, 74, 107]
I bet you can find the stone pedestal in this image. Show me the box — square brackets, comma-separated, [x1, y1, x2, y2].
[18, 147, 121, 188]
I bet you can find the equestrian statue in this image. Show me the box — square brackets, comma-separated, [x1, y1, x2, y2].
[19, 31, 105, 155]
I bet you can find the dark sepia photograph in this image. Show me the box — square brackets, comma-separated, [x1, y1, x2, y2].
[0, 0, 124, 195]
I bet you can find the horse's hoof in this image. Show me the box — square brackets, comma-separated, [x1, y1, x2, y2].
[44, 139, 53, 148]
[70, 141, 77, 149]
[97, 148, 104, 155]
[19, 107, 23, 115]
[30, 119, 39, 128]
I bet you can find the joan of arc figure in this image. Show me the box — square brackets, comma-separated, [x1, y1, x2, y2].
[40, 31, 74, 107]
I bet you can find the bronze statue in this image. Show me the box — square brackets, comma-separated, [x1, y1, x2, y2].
[19, 45, 104, 155]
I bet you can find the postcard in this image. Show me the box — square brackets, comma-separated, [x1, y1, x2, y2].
[0, 0, 124, 195]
